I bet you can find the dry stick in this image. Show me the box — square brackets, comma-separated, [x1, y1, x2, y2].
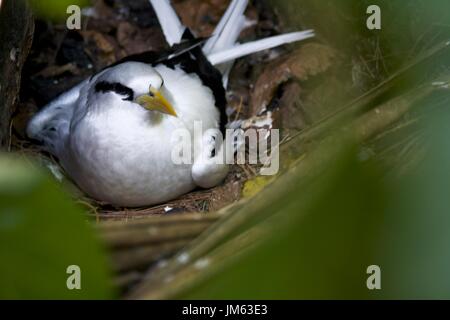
[115, 271, 142, 289]
[127, 200, 256, 298]
[100, 221, 214, 249]
[98, 213, 222, 249]
[128, 79, 441, 299]
[101, 214, 222, 275]
[352, 85, 434, 142]
[111, 239, 190, 273]
[143, 194, 326, 300]
[99, 212, 222, 233]
[133, 195, 312, 299]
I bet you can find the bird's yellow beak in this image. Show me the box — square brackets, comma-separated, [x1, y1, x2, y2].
[136, 88, 177, 117]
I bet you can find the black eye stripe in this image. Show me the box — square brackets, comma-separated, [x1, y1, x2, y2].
[95, 81, 134, 101]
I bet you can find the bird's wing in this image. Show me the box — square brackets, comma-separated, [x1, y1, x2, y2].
[105, 37, 207, 69]
[26, 80, 88, 155]
[149, 0, 185, 46]
[171, 30, 228, 134]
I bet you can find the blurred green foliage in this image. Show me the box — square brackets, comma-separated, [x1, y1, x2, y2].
[0, 155, 114, 299]
[28, 0, 90, 22]
[380, 108, 450, 299]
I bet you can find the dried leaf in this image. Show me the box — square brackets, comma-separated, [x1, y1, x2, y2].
[116, 22, 165, 55]
[81, 30, 122, 68]
[173, 0, 228, 37]
[12, 101, 38, 138]
[251, 43, 336, 116]
[242, 176, 274, 199]
[34, 63, 80, 78]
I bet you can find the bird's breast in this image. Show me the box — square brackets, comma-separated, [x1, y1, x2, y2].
[67, 109, 197, 206]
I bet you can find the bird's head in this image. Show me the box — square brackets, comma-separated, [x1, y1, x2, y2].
[93, 62, 177, 117]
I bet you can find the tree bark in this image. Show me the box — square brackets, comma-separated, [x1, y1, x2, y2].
[0, 0, 34, 147]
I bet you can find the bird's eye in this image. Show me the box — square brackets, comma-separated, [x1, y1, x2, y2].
[95, 81, 134, 101]
[148, 85, 155, 97]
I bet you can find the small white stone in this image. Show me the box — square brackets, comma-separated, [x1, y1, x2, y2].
[81, 7, 97, 18]
[47, 163, 64, 182]
[194, 258, 210, 270]
[10, 48, 17, 61]
[432, 81, 449, 89]
[164, 206, 173, 213]
[164, 275, 174, 283]
[147, 227, 158, 235]
[157, 260, 168, 269]
[177, 253, 190, 265]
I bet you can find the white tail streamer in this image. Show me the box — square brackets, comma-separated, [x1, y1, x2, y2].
[207, 30, 315, 66]
[149, 0, 185, 46]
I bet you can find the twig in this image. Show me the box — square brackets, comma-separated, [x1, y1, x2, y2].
[102, 222, 213, 249]
[112, 239, 190, 272]
[99, 212, 222, 231]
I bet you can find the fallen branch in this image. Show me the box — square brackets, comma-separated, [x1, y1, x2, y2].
[0, 0, 34, 148]
[111, 239, 189, 273]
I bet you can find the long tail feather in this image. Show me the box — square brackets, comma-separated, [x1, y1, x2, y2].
[149, 0, 185, 46]
[207, 30, 315, 66]
[203, 0, 250, 86]
[203, 0, 249, 55]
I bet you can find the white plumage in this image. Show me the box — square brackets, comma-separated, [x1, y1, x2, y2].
[207, 30, 315, 66]
[203, 0, 249, 55]
[27, 0, 314, 207]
